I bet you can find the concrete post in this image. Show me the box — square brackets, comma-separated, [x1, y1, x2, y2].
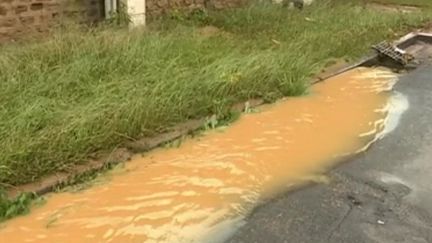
[105, 0, 118, 18]
[123, 0, 146, 27]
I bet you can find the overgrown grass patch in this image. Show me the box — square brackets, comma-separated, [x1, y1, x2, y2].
[0, 1, 430, 188]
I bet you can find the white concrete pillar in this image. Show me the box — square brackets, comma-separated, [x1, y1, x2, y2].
[105, 0, 118, 18]
[123, 0, 146, 27]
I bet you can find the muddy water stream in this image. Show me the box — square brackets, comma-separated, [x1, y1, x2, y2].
[0, 67, 403, 243]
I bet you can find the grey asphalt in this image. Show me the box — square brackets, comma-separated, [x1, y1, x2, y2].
[227, 63, 432, 243]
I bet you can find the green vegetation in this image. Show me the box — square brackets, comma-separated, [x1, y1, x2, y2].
[0, 0, 430, 190]
[0, 191, 36, 222]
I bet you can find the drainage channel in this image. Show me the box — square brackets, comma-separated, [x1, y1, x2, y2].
[2, 32, 431, 243]
[0, 66, 401, 243]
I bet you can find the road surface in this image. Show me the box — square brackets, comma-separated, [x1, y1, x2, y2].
[228, 63, 432, 243]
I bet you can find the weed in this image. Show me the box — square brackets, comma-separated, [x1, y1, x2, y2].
[205, 114, 219, 130]
[0, 191, 37, 222]
[189, 8, 215, 25]
[105, 2, 131, 26]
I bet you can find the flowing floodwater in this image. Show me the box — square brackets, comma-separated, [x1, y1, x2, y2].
[0, 67, 404, 243]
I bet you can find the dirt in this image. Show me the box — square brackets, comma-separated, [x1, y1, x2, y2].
[314, 59, 350, 82]
[7, 148, 134, 198]
[198, 26, 220, 36]
[197, 25, 233, 38]
[367, 3, 420, 13]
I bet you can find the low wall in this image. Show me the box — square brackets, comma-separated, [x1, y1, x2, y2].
[146, 0, 248, 18]
[0, 0, 104, 42]
[0, 0, 248, 42]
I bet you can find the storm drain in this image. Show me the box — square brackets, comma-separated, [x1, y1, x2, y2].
[372, 41, 415, 66]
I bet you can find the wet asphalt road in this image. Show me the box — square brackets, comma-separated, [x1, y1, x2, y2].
[227, 64, 432, 243]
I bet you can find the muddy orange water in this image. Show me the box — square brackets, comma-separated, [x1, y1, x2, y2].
[0, 67, 400, 243]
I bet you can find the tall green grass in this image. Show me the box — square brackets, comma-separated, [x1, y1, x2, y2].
[0, 0, 430, 186]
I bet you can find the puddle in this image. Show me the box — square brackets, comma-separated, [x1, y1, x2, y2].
[0, 67, 402, 243]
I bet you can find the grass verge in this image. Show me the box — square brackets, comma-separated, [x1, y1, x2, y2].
[0, 1, 431, 192]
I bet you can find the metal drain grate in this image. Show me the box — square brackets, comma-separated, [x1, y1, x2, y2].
[372, 41, 415, 66]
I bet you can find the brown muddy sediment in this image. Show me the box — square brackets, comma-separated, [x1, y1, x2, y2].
[0, 67, 399, 243]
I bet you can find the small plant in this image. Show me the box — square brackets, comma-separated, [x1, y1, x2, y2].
[167, 8, 215, 25]
[243, 101, 258, 114]
[204, 114, 219, 130]
[169, 9, 187, 22]
[0, 191, 36, 222]
[105, 2, 131, 27]
[189, 8, 214, 25]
